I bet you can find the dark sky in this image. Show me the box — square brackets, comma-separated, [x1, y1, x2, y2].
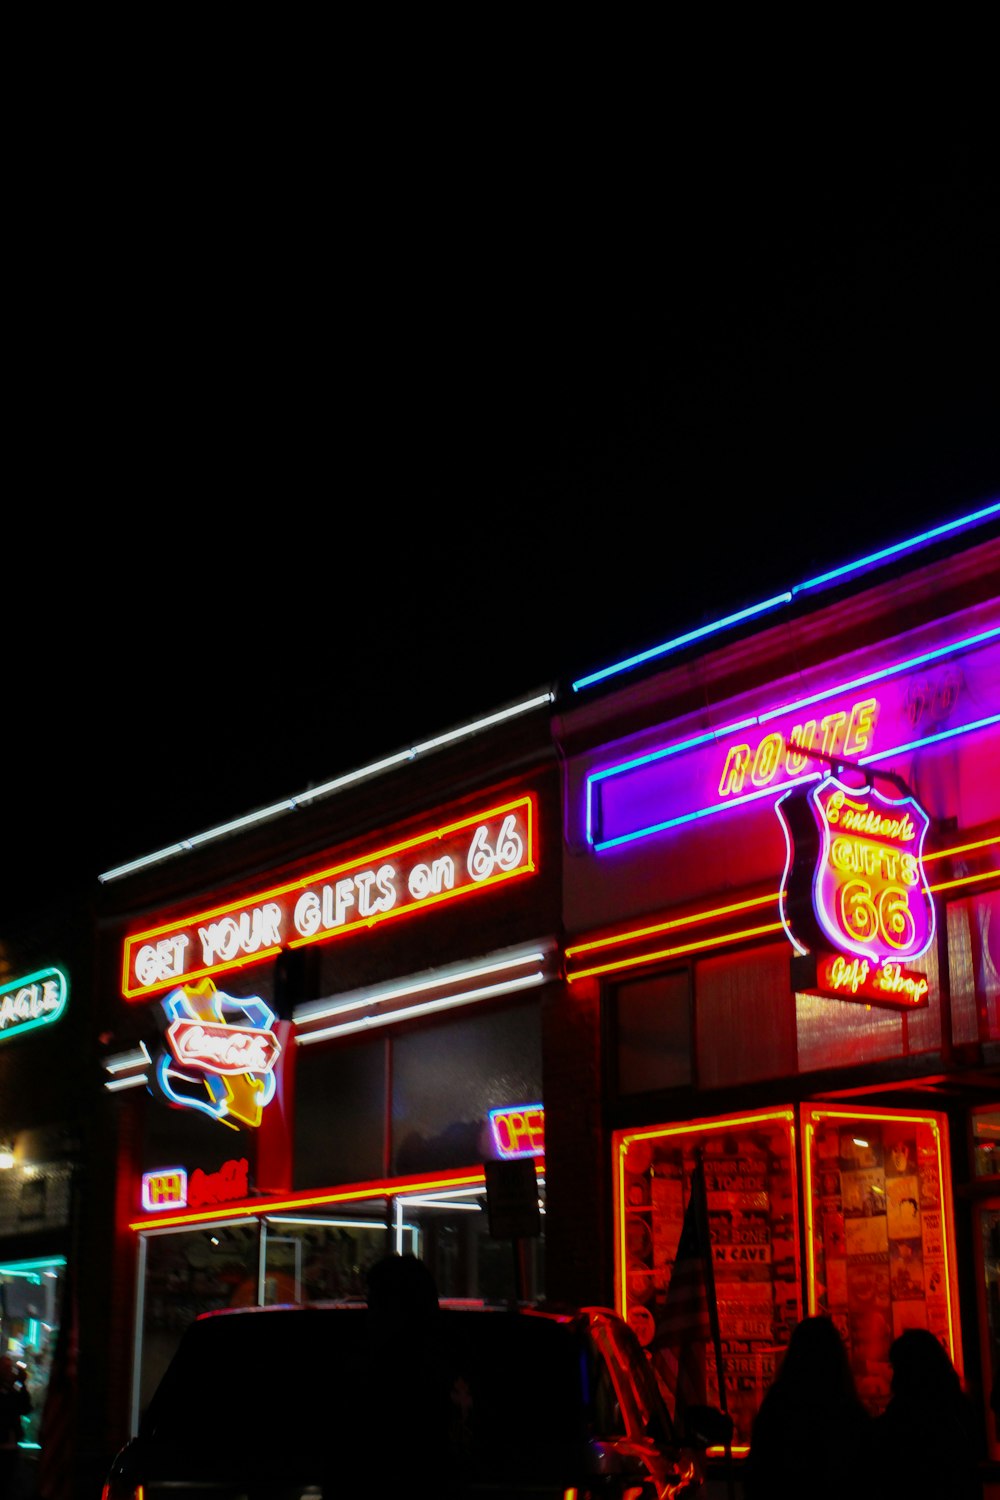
[5, 108, 997, 916]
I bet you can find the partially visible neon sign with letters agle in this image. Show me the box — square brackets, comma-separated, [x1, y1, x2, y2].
[0, 967, 68, 1041]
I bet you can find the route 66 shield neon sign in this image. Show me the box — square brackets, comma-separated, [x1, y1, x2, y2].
[776, 774, 935, 965]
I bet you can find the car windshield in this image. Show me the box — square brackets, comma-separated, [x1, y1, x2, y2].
[141, 1304, 596, 1471]
[141, 1306, 370, 1459]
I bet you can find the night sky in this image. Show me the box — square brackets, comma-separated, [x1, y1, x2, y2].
[5, 109, 997, 916]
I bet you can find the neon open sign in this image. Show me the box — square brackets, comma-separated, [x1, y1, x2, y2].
[489, 1104, 545, 1159]
[122, 794, 537, 999]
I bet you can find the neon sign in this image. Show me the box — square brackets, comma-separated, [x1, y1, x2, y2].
[489, 1104, 545, 1159]
[0, 967, 68, 1040]
[777, 775, 935, 964]
[141, 1158, 249, 1213]
[122, 794, 537, 999]
[793, 951, 930, 1009]
[151, 979, 280, 1130]
[141, 1168, 188, 1213]
[586, 625, 1000, 849]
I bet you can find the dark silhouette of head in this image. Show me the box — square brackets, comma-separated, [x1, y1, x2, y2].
[773, 1316, 858, 1402]
[365, 1252, 439, 1322]
[888, 1328, 963, 1403]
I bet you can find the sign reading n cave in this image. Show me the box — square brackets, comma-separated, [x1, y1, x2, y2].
[776, 773, 935, 1009]
[121, 794, 537, 1000]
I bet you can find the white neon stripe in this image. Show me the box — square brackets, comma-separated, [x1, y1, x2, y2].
[398, 1186, 485, 1203]
[264, 1216, 394, 1229]
[295, 973, 545, 1045]
[104, 1075, 149, 1092]
[98, 692, 554, 885]
[293, 947, 549, 1026]
[103, 1043, 152, 1074]
[402, 1198, 482, 1211]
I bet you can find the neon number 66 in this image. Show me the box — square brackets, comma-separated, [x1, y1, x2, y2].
[838, 880, 916, 951]
[467, 816, 524, 882]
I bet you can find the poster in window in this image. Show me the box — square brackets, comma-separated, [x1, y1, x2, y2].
[886, 1176, 922, 1239]
[826, 1257, 849, 1307]
[921, 1207, 944, 1258]
[841, 1168, 887, 1218]
[822, 1209, 847, 1258]
[886, 1134, 917, 1177]
[916, 1133, 941, 1206]
[889, 1239, 925, 1300]
[845, 1213, 889, 1258]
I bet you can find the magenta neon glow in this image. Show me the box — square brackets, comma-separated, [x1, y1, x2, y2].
[586, 624, 1000, 850]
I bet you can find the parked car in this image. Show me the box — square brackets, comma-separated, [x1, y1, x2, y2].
[102, 1298, 714, 1498]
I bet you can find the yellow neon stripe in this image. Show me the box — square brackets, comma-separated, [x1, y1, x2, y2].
[567, 923, 784, 983]
[565, 892, 777, 958]
[127, 1165, 525, 1232]
[566, 829, 998, 981]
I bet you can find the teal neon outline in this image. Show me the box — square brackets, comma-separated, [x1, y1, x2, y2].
[0, 966, 69, 1042]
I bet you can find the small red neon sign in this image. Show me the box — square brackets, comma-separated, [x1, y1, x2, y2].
[141, 1168, 188, 1213]
[794, 950, 930, 1010]
[188, 1157, 250, 1208]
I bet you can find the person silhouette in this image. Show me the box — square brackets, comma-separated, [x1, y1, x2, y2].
[342, 1253, 459, 1496]
[0, 1355, 30, 1500]
[743, 1315, 874, 1499]
[868, 1327, 982, 1499]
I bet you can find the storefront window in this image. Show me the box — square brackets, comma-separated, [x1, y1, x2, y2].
[391, 1000, 542, 1175]
[612, 1108, 801, 1451]
[132, 1175, 546, 1431]
[614, 1103, 964, 1452]
[802, 1106, 961, 1416]
[974, 1197, 1000, 1465]
[0, 1256, 64, 1448]
[973, 1106, 1000, 1180]
[946, 889, 1000, 1045]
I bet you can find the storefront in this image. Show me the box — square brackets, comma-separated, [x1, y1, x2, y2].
[0, 903, 93, 1486]
[556, 522, 1000, 1483]
[97, 760, 560, 1440]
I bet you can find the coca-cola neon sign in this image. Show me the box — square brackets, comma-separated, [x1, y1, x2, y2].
[151, 979, 280, 1129]
[165, 1018, 280, 1076]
